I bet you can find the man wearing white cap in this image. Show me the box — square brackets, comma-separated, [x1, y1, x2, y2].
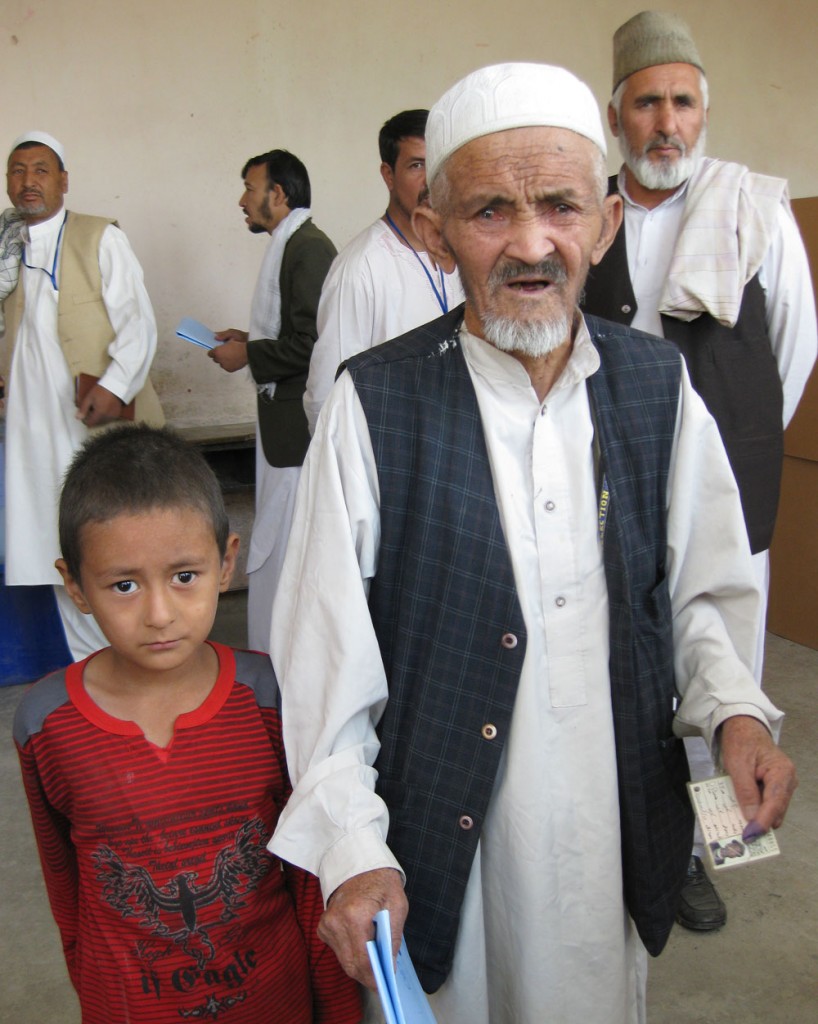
[581, 10, 816, 931]
[2, 131, 163, 659]
[269, 64, 796, 1023]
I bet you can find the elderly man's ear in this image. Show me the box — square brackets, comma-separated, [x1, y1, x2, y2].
[590, 193, 624, 267]
[412, 205, 457, 273]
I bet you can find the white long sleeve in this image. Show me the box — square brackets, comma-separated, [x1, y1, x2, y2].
[758, 204, 817, 427]
[95, 224, 157, 404]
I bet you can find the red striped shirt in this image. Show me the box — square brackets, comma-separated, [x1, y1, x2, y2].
[14, 642, 361, 1024]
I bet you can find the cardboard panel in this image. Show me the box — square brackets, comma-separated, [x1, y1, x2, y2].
[784, 198, 818, 460]
[767, 197, 818, 645]
[768, 454, 818, 649]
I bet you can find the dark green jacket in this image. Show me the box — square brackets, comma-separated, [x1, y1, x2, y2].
[246, 218, 336, 467]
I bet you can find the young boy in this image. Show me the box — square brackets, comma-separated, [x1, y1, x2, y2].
[13, 425, 361, 1024]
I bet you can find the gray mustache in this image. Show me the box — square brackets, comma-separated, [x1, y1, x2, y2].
[489, 258, 568, 287]
[645, 137, 685, 154]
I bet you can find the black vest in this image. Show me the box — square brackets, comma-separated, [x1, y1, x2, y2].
[582, 177, 783, 553]
[346, 308, 692, 992]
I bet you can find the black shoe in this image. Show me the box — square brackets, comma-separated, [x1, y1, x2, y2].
[676, 856, 726, 931]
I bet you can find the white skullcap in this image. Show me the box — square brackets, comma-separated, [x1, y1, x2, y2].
[425, 63, 606, 183]
[9, 130, 66, 165]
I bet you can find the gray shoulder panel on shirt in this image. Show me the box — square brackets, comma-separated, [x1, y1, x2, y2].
[12, 669, 70, 747]
[233, 650, 281, 711]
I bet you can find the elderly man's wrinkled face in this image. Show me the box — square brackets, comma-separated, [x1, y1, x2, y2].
[610, 63, 707, 192]
[421, 127, 618, 356]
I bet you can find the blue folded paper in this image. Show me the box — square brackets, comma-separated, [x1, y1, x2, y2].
[366, 909, 437, 1024]
[175, 316, 217, 350]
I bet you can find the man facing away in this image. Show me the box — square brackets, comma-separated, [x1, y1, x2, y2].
[269, 64, 797, 1024]
[303, 109, 463, 433]
[208, 149, 336, 651]
[2, 130, 163, 661]
[581, 10, 817, 931]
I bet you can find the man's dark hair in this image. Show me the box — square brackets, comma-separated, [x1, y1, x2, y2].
[59, 425, 230, 582]
[241, 149, 311, 209]
[12, 139, 65, 172]
[378, 110, 429, 169]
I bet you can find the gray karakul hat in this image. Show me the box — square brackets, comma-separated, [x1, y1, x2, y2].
[612, 10, 704, 91]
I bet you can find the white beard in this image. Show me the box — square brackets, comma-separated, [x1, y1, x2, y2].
[620, 126, 707, 192]
[482, 311, 572, 358]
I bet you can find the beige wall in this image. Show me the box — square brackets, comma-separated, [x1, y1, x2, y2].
[4, 0, 817, 425]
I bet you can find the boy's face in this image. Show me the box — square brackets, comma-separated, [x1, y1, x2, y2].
[57, 507, 239, 677]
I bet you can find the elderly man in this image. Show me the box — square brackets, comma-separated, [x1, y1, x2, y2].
[2, 131, 163, 660]
[209, 149, 336, 651]
[269, 65, 796, 1024]
[303, 109, 463, 433]
[581, 10, 816, 931]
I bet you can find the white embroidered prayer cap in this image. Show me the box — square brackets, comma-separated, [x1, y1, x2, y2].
[425, 62, 606, 184]
[9, 130, 66, 165]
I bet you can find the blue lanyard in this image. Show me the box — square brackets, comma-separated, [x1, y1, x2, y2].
[385, 212, 449, 314]
[22, 211, 67, 291]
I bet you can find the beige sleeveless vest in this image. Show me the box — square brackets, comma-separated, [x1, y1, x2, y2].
[2, 211, 163, 425]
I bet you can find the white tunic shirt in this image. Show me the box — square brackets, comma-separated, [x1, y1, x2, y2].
[4, 209, 157, 584]
[270, 318, 783, 1024]
[304, 217, 464, 433]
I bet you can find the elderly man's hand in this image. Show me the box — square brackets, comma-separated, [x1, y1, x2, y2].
[76, 382, 126, 427]
[720, 715, 797, 837]
[317, 868, 408, 989]
[208, 328, 250, 373]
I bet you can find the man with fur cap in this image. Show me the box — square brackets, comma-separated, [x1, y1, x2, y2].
[582, 11, 816, 931]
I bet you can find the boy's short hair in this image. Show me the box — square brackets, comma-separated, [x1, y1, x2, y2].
[59, 424, 230, 581]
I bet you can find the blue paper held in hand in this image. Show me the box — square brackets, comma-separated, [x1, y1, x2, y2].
[365, 908, 437, 1024]
[175, 317, 217, 350]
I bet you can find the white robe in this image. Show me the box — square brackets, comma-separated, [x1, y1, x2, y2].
[4, 209, 157, 586]
[270, 319, 784, 1024]
[304, 217, 464, 434]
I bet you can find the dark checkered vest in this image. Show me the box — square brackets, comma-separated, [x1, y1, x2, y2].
[582, 177, 784, 553]
[345, 307, 692, 992]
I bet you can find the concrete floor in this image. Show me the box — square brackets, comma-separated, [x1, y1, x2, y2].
[1, 593, 815, 1022]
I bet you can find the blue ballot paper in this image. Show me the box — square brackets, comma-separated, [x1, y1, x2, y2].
[366, 909, 437, 1024]
[175, 317, 217, 350]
